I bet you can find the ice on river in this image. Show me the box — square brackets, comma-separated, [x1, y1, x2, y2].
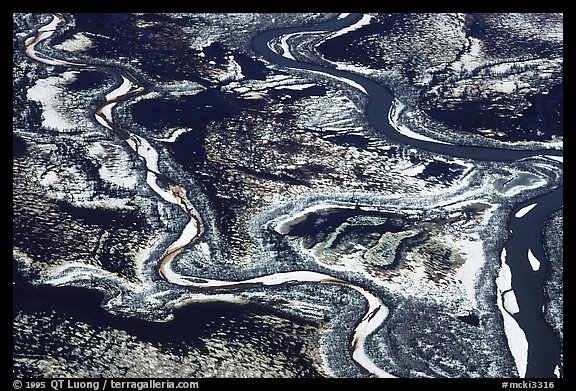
[515, 203, 537, 218]
[496, 248, 528, 377]
[527, 249, 541, 272]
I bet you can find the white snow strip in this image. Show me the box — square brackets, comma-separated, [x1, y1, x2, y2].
[389, 100, 452, 145]
[241, 91, 266, 100]
[393, 119, 452, 145]
[329, 14, 373, 40]
[306, 68, 367, 94]
[515, 203, 537, 218]
[46, 263, 136, 291]
[167, 269, 335, 289]
[319, 118, 354, 127]
[334, 61, 379, 76]
[323, 126, 364, 132]
[264, 74, 293, 83]
[245, 270, 334, 286]
[84, 31, 110, 40]
[155, 128, 191, 143]
[544, 155, 563, 163]
[226, 73, 312, 97]
[172, 294, 250, 309]
[145, 172, 178, 205]
[73, 198, 135, 210]
[490, 63, 516, 75]
[274, 83, 317, 90]
[338, 13, 351, 19]
[527, 249, 541, 272]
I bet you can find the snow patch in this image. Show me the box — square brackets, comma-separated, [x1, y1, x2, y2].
[334, 61, 379, 76]
[492, 80, 517, 94]
[199, 242, 211, 259]
[192, 38, 214, 53]
[39, 171, 59, 187]
[223, 55, 245, 82]
[328, 14, 373, 40]
[451, 236, 485, 309]
[53, 32, 93, 52]
[452, 37, 485, 73]
[87, 142, 138, 189]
